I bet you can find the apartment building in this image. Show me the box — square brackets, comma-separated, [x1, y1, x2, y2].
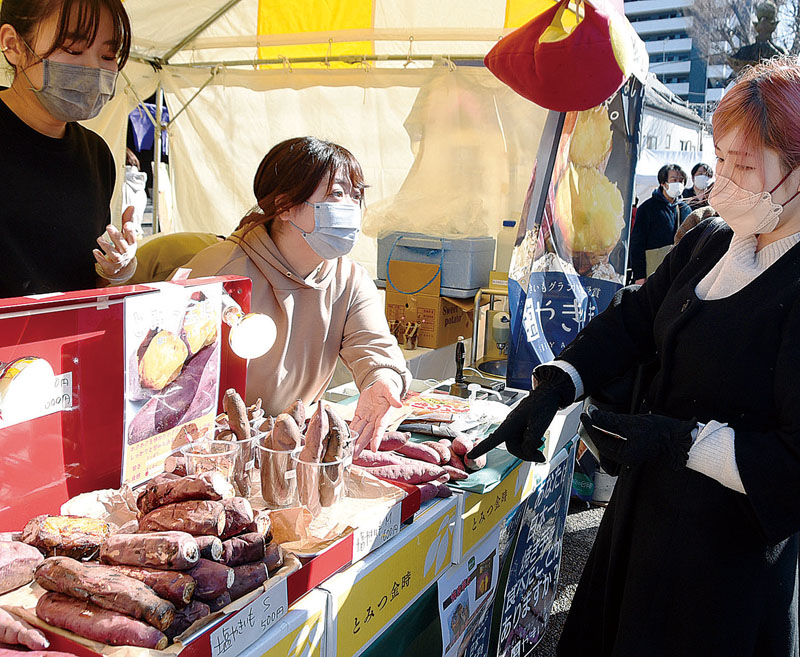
[624, 0, 730, 105]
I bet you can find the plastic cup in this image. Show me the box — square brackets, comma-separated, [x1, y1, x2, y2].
[181, 440, 240, 484]
[257, 441, 301, 509]
[290, 451, 353, 512]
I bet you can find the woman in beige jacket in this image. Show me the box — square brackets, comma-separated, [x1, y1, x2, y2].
[185, 137, 411, 454]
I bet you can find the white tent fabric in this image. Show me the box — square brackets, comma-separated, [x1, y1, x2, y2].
[3, 0, 647, 275]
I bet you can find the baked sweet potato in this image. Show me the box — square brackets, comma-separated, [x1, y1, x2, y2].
[165, 600, 210, 641]
[281, 399, 306, 429]
[296, 403, 328, 516]
[195, 535, 223, 561]
[219, 497, 254, 540]
[100, 531, 199, 570]
[244, 510, 272, 540]
[206, 592, 231, 613]
[223, 389, 253, 497]
[138, 500, 226, 537]
[319, 416, 346, 508]
[228, 562, 267, 600]
[270, 414, 302, 451]
[0, 540, 44, 594]
[35, 557, 175, 631]
[21, 515, 113, 560]
[97, 564, 196, 607]
[138, 329, 188, 391]
[137, 472, 228, 517]
[36, 592, 168, 650]
[188, 559, 234, 600]
[180, 292, 218, 357]
[220, 533, 265, 567]
[263, 543, 284, 575]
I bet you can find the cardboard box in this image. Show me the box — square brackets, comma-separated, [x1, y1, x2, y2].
[385, 261, 474, 349]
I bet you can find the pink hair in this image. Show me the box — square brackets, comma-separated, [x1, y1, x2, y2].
[713, 56, 800, 173]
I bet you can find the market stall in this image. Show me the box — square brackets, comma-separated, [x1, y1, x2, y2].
[0, 0, 651, 654]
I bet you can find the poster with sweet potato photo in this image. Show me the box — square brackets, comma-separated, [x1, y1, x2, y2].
[121, 282, 222, 485]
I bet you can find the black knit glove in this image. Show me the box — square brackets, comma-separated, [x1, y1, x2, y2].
[466, 365, 576, 462]
[580, 407, 696, 471]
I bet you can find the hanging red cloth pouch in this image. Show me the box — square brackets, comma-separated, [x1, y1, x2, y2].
[485, 0, 633, 111]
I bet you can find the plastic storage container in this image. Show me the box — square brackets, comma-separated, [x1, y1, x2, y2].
[376, 232, 496, 298]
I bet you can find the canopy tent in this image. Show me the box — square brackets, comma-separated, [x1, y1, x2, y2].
[17, 0, 648, 276]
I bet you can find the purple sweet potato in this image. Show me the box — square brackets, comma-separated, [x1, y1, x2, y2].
[463, 451, 487, 471]
[137, 472, 227, 517]
[206, 592, 231, 612]
[378, 431, 410, 451]
[451, 434, 474, 456]
[100, 531, 199, 570]
[448, 448, 467, 472]
[229, 562, 268, 600]
[153, 343, 219, 436]
[263, 543, 284, 574]
[188, 559, 234, 600]
[353, 450, 404, 468]
[220, 533, 265, 567]
[165, 600, 210, 641]
[423, 441, 451, 464]
[195, 535, 223, 561]
[443, 465, 469, 481]
[220, 497, 254, 539]
[36, 592, 168, 650]
[35, 557, 175, 631]
[364, 456, 446, 485]
[138, 500, 226, 537]
[396, 441, 442, 465]
[99, 563, 196, 606]
[0, 540, 43, 594]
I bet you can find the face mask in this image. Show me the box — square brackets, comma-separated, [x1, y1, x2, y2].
[693, 174, 710, 190]
[664, 182, 684, 199]
[290, 201, 361, 259]
[709, 170, 800, 236]
[20, 41, 117, 122]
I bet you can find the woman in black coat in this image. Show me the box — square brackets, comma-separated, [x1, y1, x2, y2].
[469, 56, 800, 656]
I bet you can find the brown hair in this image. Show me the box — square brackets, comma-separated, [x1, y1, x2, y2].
[713, 56, 800, 174]
[238, 137, 367, 233]
[1, 0, 131, 69]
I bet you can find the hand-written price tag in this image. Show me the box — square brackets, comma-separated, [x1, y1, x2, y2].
[209, 578, 288, 657]
[352, 504, 402, 561]
[46, 372, 73, 413]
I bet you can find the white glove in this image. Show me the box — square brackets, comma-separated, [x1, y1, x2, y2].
[94, 207, 138, 284]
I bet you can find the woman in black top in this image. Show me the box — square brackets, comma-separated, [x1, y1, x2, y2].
[0, 0, 137, 298]
[470, 57, 800, 656]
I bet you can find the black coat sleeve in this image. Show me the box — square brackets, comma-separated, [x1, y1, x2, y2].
[557, 221, 710, 399]
[735, 296, 800, 545]
[629, 203, 649, 280]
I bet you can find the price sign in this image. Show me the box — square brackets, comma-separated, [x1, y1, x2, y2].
[352, 503, 402, 561]
[209, 578, 288, 657]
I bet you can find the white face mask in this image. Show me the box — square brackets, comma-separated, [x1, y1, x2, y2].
[693, 174, 711, 190]
[290, 201, 361, 259]
[664, 182, 684, 199]
[708, 170, 800, 236]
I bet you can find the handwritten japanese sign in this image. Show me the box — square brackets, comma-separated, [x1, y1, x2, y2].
[210, 578, 288, 657]
[352, 503, 402, 561]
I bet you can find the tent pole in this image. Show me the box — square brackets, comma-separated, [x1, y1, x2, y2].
[152, 85, 165, 234]
[136, 53, 485, 69]
[159, 0, 244, 64]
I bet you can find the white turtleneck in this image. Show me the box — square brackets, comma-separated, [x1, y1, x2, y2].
[547, 229, 800, 495]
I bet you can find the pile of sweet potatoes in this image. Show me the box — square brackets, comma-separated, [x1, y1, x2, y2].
[22, 472, 293, 650]
[353, 431, 487, 502]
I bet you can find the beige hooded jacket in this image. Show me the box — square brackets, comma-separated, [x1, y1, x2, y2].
[184, 224, 411, 415]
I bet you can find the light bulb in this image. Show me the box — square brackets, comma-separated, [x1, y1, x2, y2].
[228, 313, 277, 360]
